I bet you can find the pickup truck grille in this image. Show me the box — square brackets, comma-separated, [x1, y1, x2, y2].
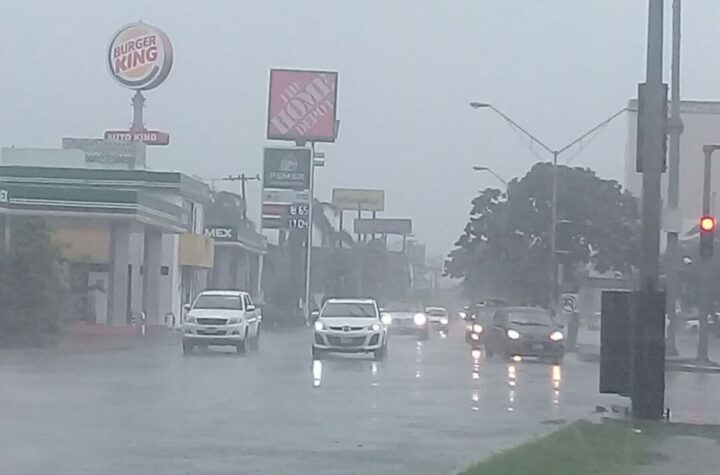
[196, 318, 227, 326]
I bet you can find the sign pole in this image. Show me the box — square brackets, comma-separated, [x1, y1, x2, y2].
[304, 143, 316, 325]
[131, 91, 145, 133]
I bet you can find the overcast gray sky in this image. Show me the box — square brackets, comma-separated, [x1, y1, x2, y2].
[2, 1, 720, 255]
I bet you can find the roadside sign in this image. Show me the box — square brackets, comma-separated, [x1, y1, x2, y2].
[561, 294, 578, 313]
[332, 188, 385, 212]
[289, 203, 309, 217]
[354, 218, 412, 235]
[263, 147, 312, 190]
[286, 216, 309, 229]
[104, 129, 170, 146]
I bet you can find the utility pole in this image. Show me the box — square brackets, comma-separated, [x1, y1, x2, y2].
[665, 0, 683, 356]
[216, 173, 260, 221]
[633, 0, 667, 420]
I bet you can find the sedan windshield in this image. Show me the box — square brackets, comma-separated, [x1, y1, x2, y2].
[193, 295, 242, 310]
[322, 302, 377, 318]
[508, 310, 554, 326]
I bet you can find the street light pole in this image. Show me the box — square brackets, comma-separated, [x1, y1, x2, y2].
[469, 102, 627, 310]
[472, 166, 508, 186]
[665, 0, 683, 356]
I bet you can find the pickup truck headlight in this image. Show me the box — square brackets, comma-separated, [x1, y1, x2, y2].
[227, 318, 243, 325]
[314, 320, 325, 332]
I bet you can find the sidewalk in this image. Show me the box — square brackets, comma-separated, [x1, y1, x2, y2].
[575, 326, 720, 373]
[52, 322, 178, 353]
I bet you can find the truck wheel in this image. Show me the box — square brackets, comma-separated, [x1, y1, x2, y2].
[236, 332, 247, 355]
[250, 327, 260, 351]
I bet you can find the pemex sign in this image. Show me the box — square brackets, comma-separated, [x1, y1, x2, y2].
[267, 69, 339, 143]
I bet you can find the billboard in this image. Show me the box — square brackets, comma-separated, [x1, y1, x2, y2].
[108, 22, 174, 91]
[354, 218, 412, 236]
[62, 137, 146, 168]
[267, 69, 339, 142]
[332, 188, 385, 212]
[263, 147, 312, 190]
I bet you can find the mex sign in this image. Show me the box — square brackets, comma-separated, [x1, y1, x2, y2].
[267, 69, 339, 143]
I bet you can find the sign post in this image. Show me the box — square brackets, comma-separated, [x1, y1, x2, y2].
[106, 22, 173, 147]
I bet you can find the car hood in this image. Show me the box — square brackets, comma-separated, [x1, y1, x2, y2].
[508, 323, 558, 337]
[187, 309, 244, 318]
[384, 312, 418, 320]
[319, 317, 378, 328]
[427, 315, 447, 321]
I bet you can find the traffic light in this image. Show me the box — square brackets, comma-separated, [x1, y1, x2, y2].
[699, 215, 716, 258]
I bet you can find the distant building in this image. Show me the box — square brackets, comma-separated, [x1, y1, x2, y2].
[624, 100, 720, 239]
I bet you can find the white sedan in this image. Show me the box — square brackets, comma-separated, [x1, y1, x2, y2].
[312, 298, 388, 360]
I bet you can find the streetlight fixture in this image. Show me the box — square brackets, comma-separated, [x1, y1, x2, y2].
[469, 101, 628, 310]
[472, 166, 508, 186]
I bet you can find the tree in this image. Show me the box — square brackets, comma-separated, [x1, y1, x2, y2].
[446, 163, 640, 306]
[0, 218, 68, 345]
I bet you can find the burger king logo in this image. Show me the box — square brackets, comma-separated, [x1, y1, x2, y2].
[108, 22, 173, 91]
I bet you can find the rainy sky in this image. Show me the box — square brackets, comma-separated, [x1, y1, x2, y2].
[2, 1, 720, 255]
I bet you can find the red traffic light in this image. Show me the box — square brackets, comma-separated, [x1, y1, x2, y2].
[700, 216, 716, 232]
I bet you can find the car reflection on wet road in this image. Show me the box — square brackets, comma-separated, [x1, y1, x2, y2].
[1, 322, 598, 475]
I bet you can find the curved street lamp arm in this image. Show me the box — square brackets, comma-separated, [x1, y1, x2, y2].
[557, 108, 628, 155]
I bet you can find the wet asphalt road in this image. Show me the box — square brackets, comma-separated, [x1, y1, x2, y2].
[0, 322, 715, 475]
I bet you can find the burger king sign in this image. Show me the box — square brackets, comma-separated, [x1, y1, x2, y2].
[108, 22, 173, 91]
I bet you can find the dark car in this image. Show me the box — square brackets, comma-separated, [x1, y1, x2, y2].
[381, 302, 430, 340]
[465, 301, 506, 345]
[484, 307, 565, 363]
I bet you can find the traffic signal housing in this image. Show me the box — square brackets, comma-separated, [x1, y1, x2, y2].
[699, 215, 716, 258]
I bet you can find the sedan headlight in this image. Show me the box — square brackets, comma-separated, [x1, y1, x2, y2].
[381, 313, 392, 325]
[473, 324, 483, 334]
[413, 313, 427, 326]
[371, 323, 381, 332]
[506, 329, 521, 340]
[440, 317, 449, 325]
[459, 311, 467, 319]
[549, 330, 564, 342]
[314, 320, 325, 332]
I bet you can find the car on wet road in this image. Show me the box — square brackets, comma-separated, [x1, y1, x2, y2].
[182, 290, 261, 355]
[483, 306, 565, 363]
[465, 302, 505, 345]
[312, 298, 388, 360]
[381, 301, 430, 340]
[425, 306, 450, 333]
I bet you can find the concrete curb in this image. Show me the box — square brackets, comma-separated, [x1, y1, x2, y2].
[576, 349, 720, 373]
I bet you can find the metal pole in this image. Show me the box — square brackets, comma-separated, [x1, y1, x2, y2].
[639, 0, 665, 291]
[698, 146, 714, 361]
[633, 0, 666, 421]
[304, 143, 315, 324]
[240, 173, 248, 222]
[665, 0, 683, 355]
[550, 151, 559, 311]
[131, 91, 145, 133]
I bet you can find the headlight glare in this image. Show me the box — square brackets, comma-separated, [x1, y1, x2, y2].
[473, 324, 483, 333]
[314, 320, 325, 332]
[413, 313, 427, 326]
[381, 314, 392, 325]
[440, 317, 449, 325]
[507, 329, 521, 340]
[549, 330, 564, 341]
